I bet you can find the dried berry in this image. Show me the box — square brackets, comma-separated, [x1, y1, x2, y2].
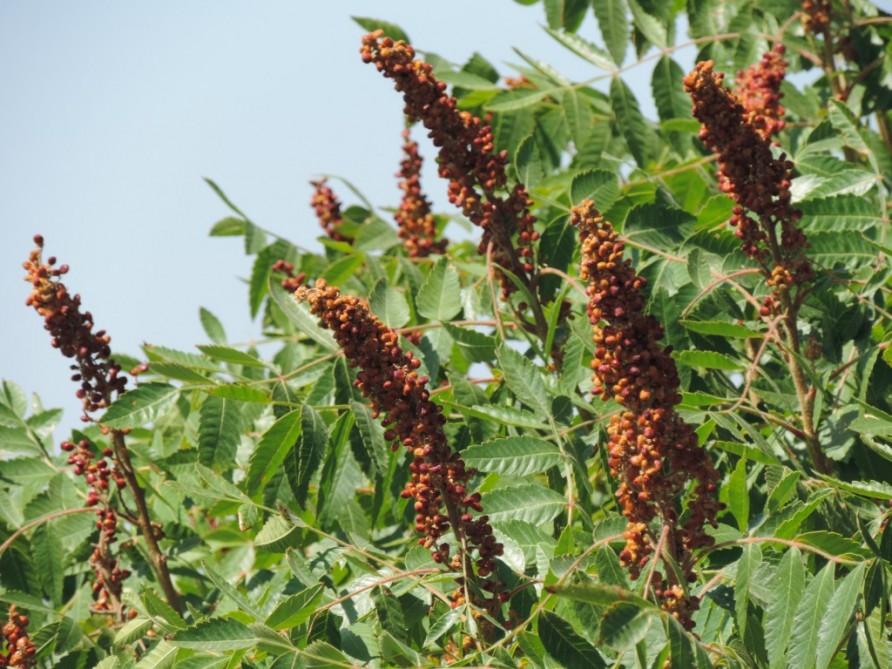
[572, 200, 721, 629]
[23, 236, 127, 421]
[272, 259, 306, 292]
[2, 606, 35, 668]
[296, 280, 505, 611]
[361, 31, 539, 297]
[734, 44, 787, 141]
[395, 128, 448, 257]
[802, 0, 831, 34]
[310, 178, 347, 242]
[684, 60, 812, 313]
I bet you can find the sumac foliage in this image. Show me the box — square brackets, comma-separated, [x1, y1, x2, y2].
[3, 1, 892, 667]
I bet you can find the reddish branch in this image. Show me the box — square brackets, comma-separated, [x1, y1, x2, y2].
[296, 280, 506, 614]
[23, 237, 182, 615]
[572, 201, 720, 629]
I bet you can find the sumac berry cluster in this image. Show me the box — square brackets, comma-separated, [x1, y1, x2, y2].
[310, 178, 347, 242]
[395, 128, 448, 258]
[572, 200, 720, 629]
[61, 439, 130, 613]
[1, 606, 34, 669]
[684, 60, 811, 315]
[272, 259, 306, 292]
[296, 280, 506, 612]
[23, 236, 127, 421]
[734, 44, 787, 141]
[802, 0, 831, 34]
[361, 31, 538, 297]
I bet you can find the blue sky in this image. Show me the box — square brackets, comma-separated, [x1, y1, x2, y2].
[1, 1, 672, 436]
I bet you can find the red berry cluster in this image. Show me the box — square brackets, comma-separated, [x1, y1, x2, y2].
[310, 178, 347, 242]
[361, 32, 539, 298]
[1, 606, 35, 669]
[23, 236, 127, 421]
[572, 200, 721, 629]
[802, 0, 831, 34]
[684, 61, 812, 315]
[734, 44, 787, 141]
[61, 439, 130, 613]
[395, 128, 448, 258]
[272, 259, 306, 293]
[296, 280, 506, 611]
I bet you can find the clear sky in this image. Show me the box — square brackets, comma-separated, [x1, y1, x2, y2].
[1, 1, 671, 436]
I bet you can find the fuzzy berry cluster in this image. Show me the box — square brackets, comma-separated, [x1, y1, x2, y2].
[310, 178, 347, 242]
[395, 129, 448, 258]
[1, 607, 34, 669]
[61, 439, 130, 613]
[572, 200, 720, 629]
[296, 280, 506, 611]
[684, 61, 812, 315]
[361, 32, 538, 297]
[272, 259, 306, 293]
[734, 44, 787, 141]
[802, 0, 831, 34]
[23, 236, 127, 421]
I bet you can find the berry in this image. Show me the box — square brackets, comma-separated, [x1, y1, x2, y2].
[395, 128, 448, 258]
[310, 178, 347, 242]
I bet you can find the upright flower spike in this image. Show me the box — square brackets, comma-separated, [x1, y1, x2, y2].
[310, 178, 347, 242]
[296, 280, 506, 612]
[361, 31, 538, 298]
[395, 128, 448, 258]
[802, 0, 831, 34]
[23, 235, 127, 421]
[734, 44, 787, 142]
[684, 60, 811, 315]
[572, 201, 721, 629]
[1, 606, 35, 669]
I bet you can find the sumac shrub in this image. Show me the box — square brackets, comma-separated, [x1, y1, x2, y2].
[3, 2, 892, 667]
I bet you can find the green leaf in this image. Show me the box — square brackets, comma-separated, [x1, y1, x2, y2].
[592, 0, 628, 65]
[496, 345, 551, 415]
[735, 543, 761, 638]
[629, 0, 667, 48]
[544, 0, 590, 32]
[246, 409, 301, 496]
[134, 640, 177, 669]
[143, 589, 187, 630]
[352, 16, 410, 42]
[486, 88, 556, 112]
[198, 396, 242, 469]
[463, 436, 562, 476]
[207, 384, 270, 403]
[727, 457, 749, 531]
[249, 243, 282, 318]
[514, 134, 547, 187]
[544, 27, 615, 71]
[482, 483, 566, 525]
[444, 324, 497, 363]
[354, 217, 399, 251]
[197, 345, 266, 368]
[538, 611, 606, 668]
[599, 603, 654, 650]
[201, 561, 263, 620]
[680, 320, 761, 338]
[321, 254, 364, 287]
[286, 405, 327, 507]
[652, 57, 690, 121]
[800, 195, 884, 232]
[764, 547, 806, 669]
[788, 562, 836, 669]
[265, 584, 325, 630]
[172, 619, 255, 652]
[102, 383, 178, 429]
[570, 169, 620, 211]
[712, 440, 781, 467]
[209, 216, 246, 237]
[816, 475, 892, 501]
[674, 350, 744, 371]
[436, 68, 500, 90]
[816, 562, 866, 669]
[199, 307, 227, 344]
[610, 77, 651, 167]
[370, 280, 410, 328]
[33, 524, 64, 605]
[458, 402, 546, 429]
[255, 514, 301, 553]
[668, 615, 711, 668]
[416, 259, 462, 321]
